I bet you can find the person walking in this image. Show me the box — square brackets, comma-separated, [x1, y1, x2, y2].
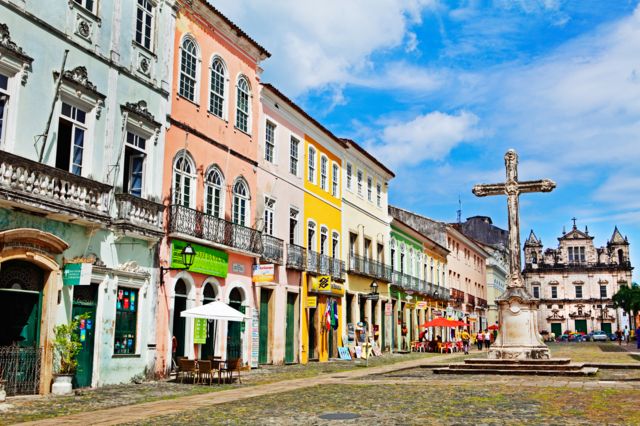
[460, 329, 470, 355]
[615, 328, 623, 346]
[636, 326, 640, 349]
[476, 330, 484, 351]
[484, 329, 491, 350]
[623, 326, 629, 344]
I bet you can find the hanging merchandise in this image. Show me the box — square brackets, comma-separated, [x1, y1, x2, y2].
[332, 300, 339, 330]
[324, 302, 332, 331]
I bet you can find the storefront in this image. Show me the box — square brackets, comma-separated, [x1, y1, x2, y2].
[306, 275, 343, 361]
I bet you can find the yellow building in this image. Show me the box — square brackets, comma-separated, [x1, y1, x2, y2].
[301, 133, 346, 363]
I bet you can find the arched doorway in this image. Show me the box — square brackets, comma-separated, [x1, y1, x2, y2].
[0, 260, 45, 395]
[172, 280, 188, 363]
[201, 283, 217, 360]
[227, 287, 245, 360]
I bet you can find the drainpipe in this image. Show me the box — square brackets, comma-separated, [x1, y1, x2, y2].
[38, 50, 69, 163]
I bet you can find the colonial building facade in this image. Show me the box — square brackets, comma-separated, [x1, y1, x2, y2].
[523, 222, 633, 336]
[0, 0, 175, 394]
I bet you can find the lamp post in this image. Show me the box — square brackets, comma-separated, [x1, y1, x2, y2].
[160, 243, 196, 286]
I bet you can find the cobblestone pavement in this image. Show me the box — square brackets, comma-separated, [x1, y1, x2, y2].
[3, 343, 639, 425]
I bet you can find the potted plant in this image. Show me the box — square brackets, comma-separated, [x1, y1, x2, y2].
[52, 313, 90, 395]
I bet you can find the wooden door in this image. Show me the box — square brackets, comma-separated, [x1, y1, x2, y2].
[72, 285, 97, 388]
[285, 293, 296, 363]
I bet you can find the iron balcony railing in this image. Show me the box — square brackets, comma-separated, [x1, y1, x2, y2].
[305, 249, 345, 281]
[261, 234, 284, 264]
[168, 204, 262, 255]
[286, 244, 306, 270]
[348, 254, 392, 282]
[467, 294, 476, 306]
[476, 297, 488, 309]
[330, 257, 346, 281]
[451, 288, 465, 304]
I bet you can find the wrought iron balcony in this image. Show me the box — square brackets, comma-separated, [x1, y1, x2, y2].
[305, 249, 345, 281]
[168, 204, 262, 255]
[348, 254, 392, 282]
[0, 150, 111, 223]
[467, 294, 476, 307]
[113, 193, 164, 239]
[476, 297, 488, 309]
[451, 288, 465, 304]
[286, 244, 306, 270]
[261, 234, 284, 264]
[330, 257, 346, 281]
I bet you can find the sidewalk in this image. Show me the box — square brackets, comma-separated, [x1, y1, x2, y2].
[15, 354, 453, 426]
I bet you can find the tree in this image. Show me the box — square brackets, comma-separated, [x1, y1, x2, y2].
[612, 285, 640, 331]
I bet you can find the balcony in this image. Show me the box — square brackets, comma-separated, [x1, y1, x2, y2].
[168, 204, 262, 256]
[329, 257, 346, 282]
[348, 254, 392, 282]
[0, 150, 111, 224]
[286, 244, 306, 270]
[261, 234, 284, 264]
[476, 297, 488, 309]
[305, 249, 345, 281]
[113, 193, 164, 239]
[451, 289, 465, 304]
[467, 294, 476, 307]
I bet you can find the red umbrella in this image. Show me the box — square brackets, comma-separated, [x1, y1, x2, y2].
[421, 317, 464, 328]
[488, 324, 499, 330]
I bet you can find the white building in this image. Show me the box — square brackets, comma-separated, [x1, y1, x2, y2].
[523, 222, 633, 336]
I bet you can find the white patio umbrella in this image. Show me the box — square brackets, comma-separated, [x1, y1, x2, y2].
[180, 301, 247, 361]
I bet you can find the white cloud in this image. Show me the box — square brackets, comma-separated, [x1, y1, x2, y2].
[367, 110, 482, 168]
[213, 0, 439, 96]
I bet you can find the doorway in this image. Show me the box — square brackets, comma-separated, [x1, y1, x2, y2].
[601, 322, 612, 334]
[308, 307, 317, 360]
[258, 288, 271, 364]
[227, 288, 244, 360]
[574, 319, 587, 334]
[72, 285, 98, 388]
[201, 283, 217, 360]
[285, 293, 297, 364]
[0, 260, 45, 396]
[172, 280, 188, 364]
[550, 322, 562, 337]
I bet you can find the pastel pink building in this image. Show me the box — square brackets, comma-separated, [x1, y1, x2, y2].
[156, 0, 270, 375]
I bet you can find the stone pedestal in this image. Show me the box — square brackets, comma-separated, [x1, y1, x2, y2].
[489, 286, 550, 360]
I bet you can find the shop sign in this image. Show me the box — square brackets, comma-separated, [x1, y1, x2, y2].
[416, 301, 428, 309]
[232, 263, 245, 274]
[63, 263, 92, 286]
[307, 296, 317, 308]
[364, 293, 379, 301]
[311, 275, 331, 292]
[171, 240, 228, 278]
[251, 308, 259, 368]
[384, 303, 392, 316]
[347, 323, 355, 341]
[446, 306, 454, 317]
[252, 264, 274, 282]
[193, 318, 207, 344]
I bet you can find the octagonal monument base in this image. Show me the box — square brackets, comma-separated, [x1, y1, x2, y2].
[488, 286, 550, 360]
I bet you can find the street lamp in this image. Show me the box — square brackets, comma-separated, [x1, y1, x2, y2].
[370, 281, 379, 295]
[160, 243, 196, 286]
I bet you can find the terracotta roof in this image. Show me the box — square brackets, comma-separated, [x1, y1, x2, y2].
[340, 138, 395, 178]
[262, 83, 348, 148]
[194, 0, 271, 58]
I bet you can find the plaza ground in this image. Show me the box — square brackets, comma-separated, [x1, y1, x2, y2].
[2, 342, 639, 425]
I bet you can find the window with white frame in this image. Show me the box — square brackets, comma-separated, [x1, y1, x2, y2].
[367, 176, 372, 201]
[209, 57, 226, 118]
[232, 179, 250, 226]
[56, 102, 88, 176]
[265, 121, 276, 163]
[356, 170, 363, 196]
[532, 286, 540, 298]
[376, 183, 382, 207]
[123, 131, 146, 197]
[235, 76, 250, 133]
[264, 196, 275, 235]
[0, 74, 9, 145]
[172, 152, 195, 207]
[320, 155, 328, 191]
[135, 0, 154, 50]
[320, 226, 328, 255]
[308, 146, 316, 183]
[551, 286, 558, 299]
[332, 232, 339, 258]
[307, 221, 316, 250]
[289, 136, 299, 175]
[73, 0, 96, 13]
[289, 207, 299, 245]
[179, 37, 198, 102]
[331, 163, 339, 197]
[204, 166, 224, 217]
[575, 285, 583, 299]
[600, 285, 607, 298]
[346, 162, 353, 191]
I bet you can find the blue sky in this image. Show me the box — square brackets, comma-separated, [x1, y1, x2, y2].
[216, 0, 640, 279]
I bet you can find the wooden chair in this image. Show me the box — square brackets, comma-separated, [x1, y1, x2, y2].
[179, 359, 198, 384]
[198, 360, 214, 385]
[221, 358, 243, 384]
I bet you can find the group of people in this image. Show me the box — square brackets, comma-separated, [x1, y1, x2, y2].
[615, 325, 640, 348]
[458, 329, 494, 355]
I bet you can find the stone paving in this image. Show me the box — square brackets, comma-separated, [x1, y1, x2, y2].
[3, 343, 639, 425]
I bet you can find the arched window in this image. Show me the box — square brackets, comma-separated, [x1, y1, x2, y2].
[232, 179, 250, 226]
[204, 166, 224, 217]
[235, 76, 250, 133]
[179, 37, 199, 102]
[209, 57, 226, 118]
[332, 231, 340, 259]
[203, 283, 217, 302]
[173, 152, 195, 207]
[320, 226, 329, 255]
[307, 221, 316, 251]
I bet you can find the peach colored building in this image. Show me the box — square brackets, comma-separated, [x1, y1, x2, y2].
[156, 0, 270, 375]
[446, 225, 490, 333]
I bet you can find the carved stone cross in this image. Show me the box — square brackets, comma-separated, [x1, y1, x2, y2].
[472, 149, 556, 287]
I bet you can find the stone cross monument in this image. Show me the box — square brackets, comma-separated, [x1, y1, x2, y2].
[472, 149, 556, 359]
